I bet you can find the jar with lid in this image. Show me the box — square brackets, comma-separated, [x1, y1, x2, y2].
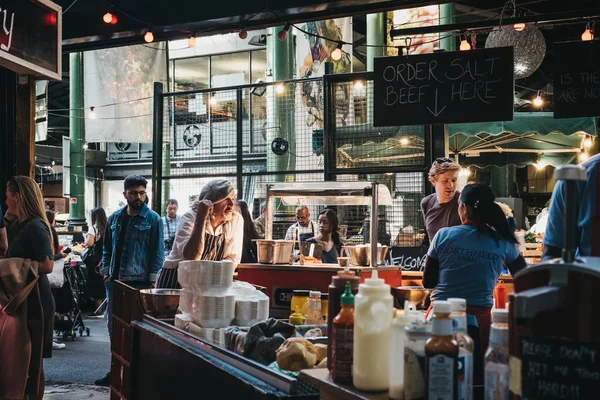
[305, 291, 322, 325]
[403, 310, 431, 400]
[290, 290, 310, 316]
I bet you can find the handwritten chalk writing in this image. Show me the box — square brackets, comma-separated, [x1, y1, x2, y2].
[536, 381, 580, 399]
[385, 247, 427, 271]
[521, 339, 553, 359]
[560, 346, 597, 363]
[0, 7, 15, 52]
[374, 47, 513, 126]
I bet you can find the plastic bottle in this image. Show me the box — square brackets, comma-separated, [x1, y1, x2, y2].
[352, 269, 393, 392]
[404, 310, 431, 400]
[484, 309, 510, 400]
[389, 305, 411, 400]
[305, 291, 322, 325]
[426, 300, 459, 400]
[331, 282, 355, 384]
[327, 266, 359, 370]
[289, 308, 305, 325]
[448, 298, 474, 400]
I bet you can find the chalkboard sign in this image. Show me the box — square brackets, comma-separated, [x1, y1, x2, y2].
[373, 47, 514, 126]
[519, 335, 600, 399]
[554, 41, 600, 119]
[385, 246, 428, 271]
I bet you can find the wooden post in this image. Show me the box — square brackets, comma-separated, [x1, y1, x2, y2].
[14, 74, 35, 177]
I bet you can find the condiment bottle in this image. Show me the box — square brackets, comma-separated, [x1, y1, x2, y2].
[305, 291, 322, 325]
[389, 307, 411, 400]
[327, 266, 359, 369]
[484, 309, 509, 400]
[426, 300, 459, 400]
[352, 269, 393, 392]
[289, 308, 305, 326]
[404, 310, 431, 400]
[331, 282, 355, 384]
[448, 298, 474, 400]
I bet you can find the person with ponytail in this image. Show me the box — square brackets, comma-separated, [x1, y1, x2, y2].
[422, 183, 526, 377]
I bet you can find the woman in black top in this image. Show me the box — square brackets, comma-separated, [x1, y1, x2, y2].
[307, 209, 343, 264]
[5, 177, 56, 365]
[84, 207, 108, 311]
[237, 200, 259, 264]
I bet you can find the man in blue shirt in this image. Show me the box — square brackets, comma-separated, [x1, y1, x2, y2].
[543, 154, 600, 259]
[96, 175, 164, 387]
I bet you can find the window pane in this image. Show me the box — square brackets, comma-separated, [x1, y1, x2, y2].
[174, 57, 209, 91]
[211, 52, 250, 87]
[251, 50, 267, 83]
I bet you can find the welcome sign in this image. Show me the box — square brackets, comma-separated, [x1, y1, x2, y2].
[0, 0, 61, 80]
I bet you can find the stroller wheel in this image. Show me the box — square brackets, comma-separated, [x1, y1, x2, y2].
[79, 327, 84, 336]
[71, 331, 77, 341]
[86, 327, 91, 336]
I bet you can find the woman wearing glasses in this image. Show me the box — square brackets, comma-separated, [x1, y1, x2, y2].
[155, 179, 244, 289]
[421, 157, 462, 245]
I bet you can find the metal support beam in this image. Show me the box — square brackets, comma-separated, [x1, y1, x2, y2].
[366, 13, 385, 72]
[236, 88, 244, 197]
[151, 82, 164, 214]
[391, 8, 600, 37]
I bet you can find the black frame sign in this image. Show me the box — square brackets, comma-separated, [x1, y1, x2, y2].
[554, 40, 600, 119]
[373, 47, 514, 126]
[0, 0, 62, 80]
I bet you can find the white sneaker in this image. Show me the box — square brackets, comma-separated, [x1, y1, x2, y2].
[52, 340, 66, 349]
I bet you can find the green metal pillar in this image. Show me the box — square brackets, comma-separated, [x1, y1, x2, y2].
[440, 4, 456, 52]
[366, 13, 385, 71]
[68, 53, 87, 229]
[267, 27, 295, 181]
[491, 165, 517, 197]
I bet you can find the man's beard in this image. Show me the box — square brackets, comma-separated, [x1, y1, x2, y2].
[128, 199, 144, 211]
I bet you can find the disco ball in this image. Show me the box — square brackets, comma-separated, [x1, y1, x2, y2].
[485, 25, 546, 79]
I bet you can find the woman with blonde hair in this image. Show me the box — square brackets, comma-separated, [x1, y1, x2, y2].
[3, 176, 55, 398]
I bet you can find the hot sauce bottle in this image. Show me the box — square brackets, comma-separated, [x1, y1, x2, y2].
[331, 282, 355, 384]
[425, 300, 459, 400]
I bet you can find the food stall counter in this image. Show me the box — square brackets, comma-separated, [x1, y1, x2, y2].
[299, 368, 389, 400]
[238, 264, 401, 318]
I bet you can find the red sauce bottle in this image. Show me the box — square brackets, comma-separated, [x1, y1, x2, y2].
[331, 282, 355, 384]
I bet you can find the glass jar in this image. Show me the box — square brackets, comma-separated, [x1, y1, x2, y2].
[290, 290, 310, 316]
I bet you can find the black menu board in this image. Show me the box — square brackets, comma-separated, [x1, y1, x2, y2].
[519, 335, 600, 399]
[554, 41, 600, 119]
[385, 246, 427, 271]
[373, 47, 514, 126]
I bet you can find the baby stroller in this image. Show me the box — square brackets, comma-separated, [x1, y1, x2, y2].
[53, 261, 90, 341]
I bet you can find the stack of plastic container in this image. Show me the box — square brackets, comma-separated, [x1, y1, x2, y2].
[176, 260, 268, 346]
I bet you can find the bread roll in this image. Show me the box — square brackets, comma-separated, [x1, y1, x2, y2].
[276, 337, 319, 372]
[314, 343, 327, 363]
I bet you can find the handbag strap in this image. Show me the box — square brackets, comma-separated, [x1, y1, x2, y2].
[3, 275, 39, 315]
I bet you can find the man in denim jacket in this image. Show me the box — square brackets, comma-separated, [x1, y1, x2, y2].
[95, 175, 164, 386]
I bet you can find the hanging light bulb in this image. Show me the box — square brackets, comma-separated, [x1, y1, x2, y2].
[582, 23, 594, 41]
[459, 35, 471, 51]
[513, 22, 526, 32]
[209, 95, 217, 105]
[103, 12, 113, 24]
[277, 24, 290, 41]
[88, 106, 97, 119]
[239, 30, 248, 40]
[532, 91, 543, 108]
[534, 160, 546, 170]
[188, 35, 196, 48]
[579, 152, 589, 162]
[51, 159, 56, 166]
[331, 42, 343, 61]
[275, 83, 285, 95]
[83, 143, 89, 150]
[354, 81, 365, 90]
[144, 30, 154, 43]
[584, 138, 593, 148]
[399, 137, 410, 146]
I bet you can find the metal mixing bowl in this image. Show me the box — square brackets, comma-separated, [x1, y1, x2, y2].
[343, 245, 389, 266]
[139, 289, 181, 318]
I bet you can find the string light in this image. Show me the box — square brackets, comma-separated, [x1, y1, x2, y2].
[83, 143, 89, 150]
[103, 12, 113, 24]
[277, 24, 290, 41]
[584, 138, 593, 148]
[579, 152, 589, 162]
[533, 160, 546, 170]
[513, 22, 526, 31]
[532, 91, 543, 108]
[582, 23, 594, 41]
[209, 95, 217, 105]
[144, 30, 154, 43]
[275, 83, 285, 95]
[238, 30, 248, 40]
[331, 42, 343, 61]
[354, 81, 365, 90]
[188, 35, 196, 48]
[399, 137, 410, 146]
[88, 107, 97, 119]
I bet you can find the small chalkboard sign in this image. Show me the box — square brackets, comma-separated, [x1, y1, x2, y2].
[519, 335, 600, 399]
[385, 246, 428, 271]
[373, 47, 514, 126]
[554, 41, 600, 119]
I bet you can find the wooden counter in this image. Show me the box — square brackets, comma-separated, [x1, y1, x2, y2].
[299, 369, 388, 400]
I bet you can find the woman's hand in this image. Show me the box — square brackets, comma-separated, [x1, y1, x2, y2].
[196, 200, 214, 218]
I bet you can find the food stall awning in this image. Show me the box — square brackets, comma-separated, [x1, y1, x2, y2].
[267, 182, 393, 206]
[448, 112, 597, 168]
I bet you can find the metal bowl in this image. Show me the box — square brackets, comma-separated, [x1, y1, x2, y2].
[139, 289, 181, 318]
[343, 245, 389, 266]
[391, 286, 430, 310]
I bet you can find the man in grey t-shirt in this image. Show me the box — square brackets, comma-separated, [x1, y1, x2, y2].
[421, 157, 462, 244]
